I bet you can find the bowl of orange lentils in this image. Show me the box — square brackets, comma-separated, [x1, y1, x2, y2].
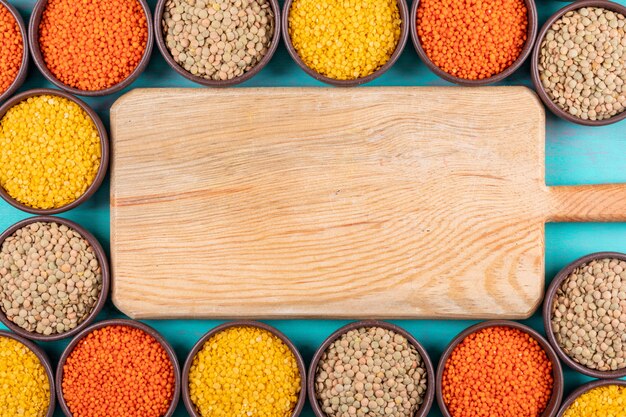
[28, 0, 153, 96]
[411, 0, 538, 85]
[0, 0, 28, 104]
[436, 320, 564, 417]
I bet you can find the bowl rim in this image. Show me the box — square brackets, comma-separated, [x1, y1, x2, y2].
[0, 329, 56, 417]
[0, 215, 110, 342]
[556, 378, 626, 417]
[154, 0, 281, 87]
[182, 320, 307, 417]
[55, 318, 181, 417]
[307, 320, 435, 417]
[542, 251, 626, 379]
[28, 0, 154, 96]
[530, 0, 626, 126]
[0, 0, 29, 104]
[0, 88, 109, 214]
[410, 0, 538, 86]
[436, 320, 564, 417]
[282, 0, 410, 87]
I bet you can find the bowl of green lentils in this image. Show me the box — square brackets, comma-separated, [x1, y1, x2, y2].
[543, 251, 626, 379]
[155, 0, 281, 87]
[308, 320, 434, 417]
[0, 215, 109, 342]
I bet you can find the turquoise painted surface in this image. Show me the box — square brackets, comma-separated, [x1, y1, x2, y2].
[1, 0, 625, 415]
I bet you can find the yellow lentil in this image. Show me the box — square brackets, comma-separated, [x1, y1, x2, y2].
[189, 326, 301, 417]
[0, 95, 101, 209]
[289, 0, 401, 80]
[563, 385, 626, 417]
[0, 336, 50, 417]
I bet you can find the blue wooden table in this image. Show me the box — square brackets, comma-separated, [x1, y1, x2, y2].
[2, 0, 625, 415]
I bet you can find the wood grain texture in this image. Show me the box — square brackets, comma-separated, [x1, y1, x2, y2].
[110, 87, 626, 319]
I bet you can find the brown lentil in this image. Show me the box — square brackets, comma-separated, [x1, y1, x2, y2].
[551, 257, 626, 372]
[0, 221, 102, 336]
[162, 0, 275, 81]
[539, 7, 626, 121]
[315, 327, 427, 417]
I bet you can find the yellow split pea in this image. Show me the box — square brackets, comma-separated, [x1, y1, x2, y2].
[563, 385, 626, 417]
[188, 326, 301, 417]
[0, 336, 50, 417]
[0, 95, 101, 210]
[289, 0, 402, 80]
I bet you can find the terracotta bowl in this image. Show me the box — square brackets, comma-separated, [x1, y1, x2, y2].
[0, 330, 55, 417]
[308, 320, 435, 417]
[0, 88, 109, 214]
[436, 320, 564, 417]
[56, 319, 181, 417]
[556, 379, 626, 416]
[182, 320, 306, 417]
[531, 0, 626, 126]
[28, 0, 154, 96]
[0, 216, 109, 342]
[543, 251, 626, 379]
[410, 0, 538, 86]
[282, 0, 409, 86]
[0, 0, 28, 104]
[155, 0, 281, 87]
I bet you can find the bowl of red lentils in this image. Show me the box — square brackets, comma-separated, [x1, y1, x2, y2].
[309, 320, 435, 417]
[155, 0, 281, 87]
[182, 320, 306, 417]
[56, 319, 180, 417]
[543, 252, 626, 379]
[436, 320, 563, 417]
[556, 379, 626, 417]
[0, 330, 55, 417]
[411, 0, 538, 86]
[0, 0, 28, 104]
[0, 216, 110, 342]
[28, 0, 153, 96]
[531, 1, 626, 126]
[0, 89, 109, 214]
[283, 0, 409, 87]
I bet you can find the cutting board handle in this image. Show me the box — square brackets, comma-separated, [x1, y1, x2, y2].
[548, 184, 626, 223]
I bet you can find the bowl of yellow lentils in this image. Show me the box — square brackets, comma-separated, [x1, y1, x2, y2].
[182, 320, 306, 417]
[0, 88, 108, 214]
[283, 0, 409, 86]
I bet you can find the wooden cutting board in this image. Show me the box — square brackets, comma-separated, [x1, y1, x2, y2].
[110, 87, 626, 319]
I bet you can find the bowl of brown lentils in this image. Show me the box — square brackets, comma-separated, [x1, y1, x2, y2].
[531, 0, 626, 126]
[0, 216, 109, 342]
[155, 0, 281, 86]
[308, 320, 434, 417]
[544, 251, 626, 379]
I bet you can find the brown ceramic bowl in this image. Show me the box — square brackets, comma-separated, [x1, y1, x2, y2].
[56, 319, 181, 417]
[556, 379, 626, 416]
[282, 0, 409, 86]
[28, 0, 153, 96]
[0, 89, 109, 214]
[543, 251, 626, 379]
[183, 321, 306, 417]
[0, 0, 28, 104]
[436, 320, 564, 417]
[411, 0, 538, 86]
[155, 0, 281, 87]
[309, 320, 435, 417]
[0, 330, 55, 417]
[531, 0, 626, 126]
[0, 216, 109, 342]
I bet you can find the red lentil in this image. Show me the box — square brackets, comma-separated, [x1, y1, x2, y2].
[0, 3, 22, 94]
[442, 326, 554, 417]
[38, 0, 148, 91]
[62, 325, 175, 417]
[417, 0, 528, 80]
